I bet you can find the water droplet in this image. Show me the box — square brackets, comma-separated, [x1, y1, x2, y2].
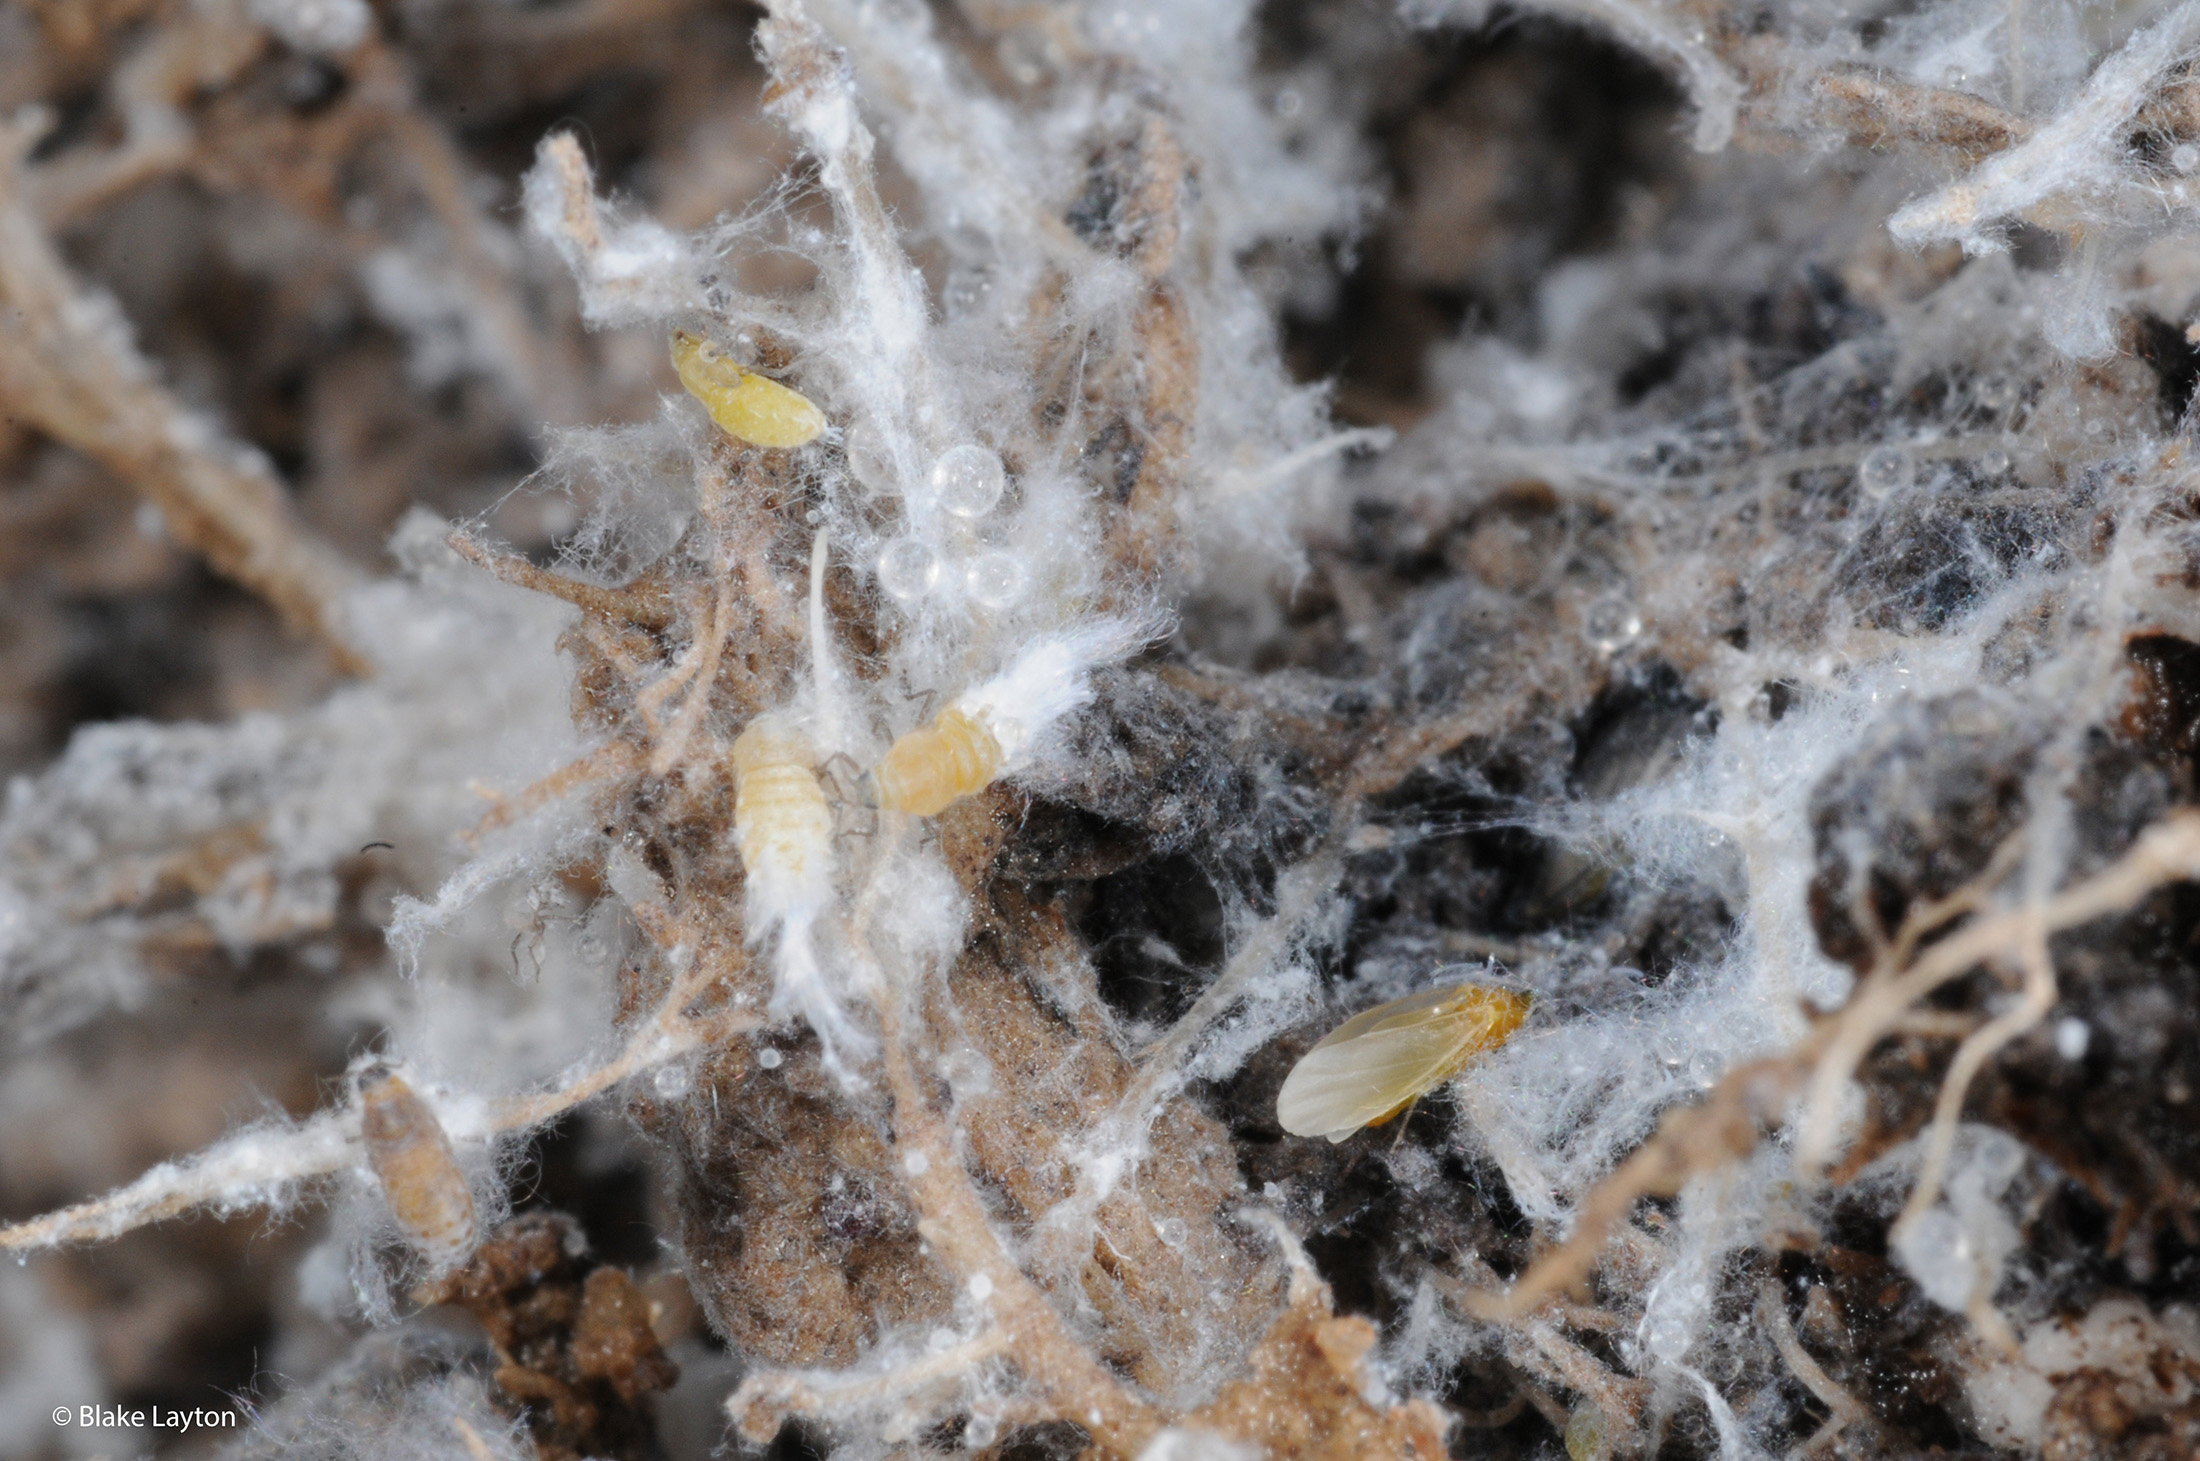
[1975, 449, 2011, 477]
[1894, 1206, 1978, 1310]
[1153, 1217, 1188, 1248]
[756, 1047, 784, 1070]
[1582, 594, 1641, 654]
[965, 1415, 1000, 1450]
[877, 539, 939, 601]
[2084, 416, 2107, 438]
[967, 1271, 995, 1300]
[2055, 1017, 2090, 1061]
[653, 1063, 693, 1099]
[2175, 143, 2200, 174]
[1858, 445, 1911, 498]
[1274, 87, 1303, 119]
[965, 551, 1028, 608]
[930, 443, 1006, 518]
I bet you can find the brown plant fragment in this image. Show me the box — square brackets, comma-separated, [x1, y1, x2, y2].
[1184, 1265, 1450, 1461]
[420, 1212, 680, 1461]
[1813, 70, 2031, 161]
[2043, 1375, 2200, 1461]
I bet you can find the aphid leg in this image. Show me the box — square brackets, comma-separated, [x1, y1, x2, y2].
[819, 750, 863, 801]
[899, 681, 938, 721]
[817, 752, 879, 840]
[1388, 1097, 1425, 1153]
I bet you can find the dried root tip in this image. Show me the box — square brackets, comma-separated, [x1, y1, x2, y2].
[360, 1069, 479, 1273]
[671, 329, 826, 449]
[865, 707, 1005, 816]
[446, 530, 674, 631]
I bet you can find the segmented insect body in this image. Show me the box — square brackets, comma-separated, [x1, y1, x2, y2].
[729, 718, 867, 1068]
[359, 1070, 477, 1269]
[864, 622, 1148, 816]
[1275, 981, 1532, 1142]
[865, 706, 1004, 817]
[671, 329, 826, 449]
[731, 718, 834, 912]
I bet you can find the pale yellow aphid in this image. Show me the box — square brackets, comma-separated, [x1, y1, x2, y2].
[862, 706, 1005, 817]
[730, 718, 833, 896]
[359, 1069, 476, 1270]
[670, 329, 826, 449]
[1275, 981, 1532, 1143]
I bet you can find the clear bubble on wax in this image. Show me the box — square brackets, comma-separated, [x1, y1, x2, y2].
[878, 539, 940, 602]
[930, 443, 1006, 519]
[1583, 593, 1642, 654]
[965, 551, 1028, 609]
[652, 1063, 693, 1099]
[1858, 445, 1911, 499]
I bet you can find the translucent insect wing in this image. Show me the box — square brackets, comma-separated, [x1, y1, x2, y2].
[671, 331, 826, 450]
[1275, 983, 1530, 1142]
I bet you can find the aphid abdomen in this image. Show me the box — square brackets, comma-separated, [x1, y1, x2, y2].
[865, 707, 1005, 817]
[359, 1070, 476, 1270]
[1275, 981, 1532, 1143]
[671, 329, 826, 450]
[730, 722, 833, 911]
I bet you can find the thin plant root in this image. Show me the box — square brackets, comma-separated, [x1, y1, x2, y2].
[0, 113, 369, 672]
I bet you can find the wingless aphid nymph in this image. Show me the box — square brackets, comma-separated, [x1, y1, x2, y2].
[358, 1068, 477, 1270]
[671, 329, 827, 449]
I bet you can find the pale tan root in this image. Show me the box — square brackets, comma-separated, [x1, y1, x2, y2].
[729, 1332, 1015, 1445]
[466, 740, 647, 844]
[0, 114, 368, 672]
[1466, 813, 2200, 1324]
[0, 898, 753, 1253]
[1756, 1278, 1868, 1455]
[1892, 917, 2054, 1237]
